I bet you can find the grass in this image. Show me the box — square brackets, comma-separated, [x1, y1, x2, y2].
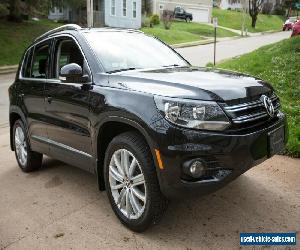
[0, 19, 60, 66]
[142, 21, 237, 45]
[217, 36, 300, 157]
[213, 8, 285, 33]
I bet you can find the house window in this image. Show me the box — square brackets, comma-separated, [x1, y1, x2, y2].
[122, 0, 127, 17]
[133, 1, 137, 18]
[111, 0, 116, 16]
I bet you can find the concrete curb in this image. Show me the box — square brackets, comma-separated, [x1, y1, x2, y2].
[172, 36, 241, 49]
[172, 39, 215, 48]
[0, 65, 18, 75]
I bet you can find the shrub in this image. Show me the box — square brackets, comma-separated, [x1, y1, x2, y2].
[273, 6, 285, 16]
[150, 14, 160, 25]
[162, 10, 174, 30]
[142, 16, 151, 27]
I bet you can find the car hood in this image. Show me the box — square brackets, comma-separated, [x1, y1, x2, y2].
[105, 67, 273, 102]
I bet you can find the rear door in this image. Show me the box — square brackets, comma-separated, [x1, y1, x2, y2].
[17, 40, 52, 154]
[44, 36, 93, 171]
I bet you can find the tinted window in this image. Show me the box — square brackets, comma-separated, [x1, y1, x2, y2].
[31, 42, 50, 79]
[83, 32, 188, 73]
[21, 48, 33, 78]
[53, 39, 85, 79]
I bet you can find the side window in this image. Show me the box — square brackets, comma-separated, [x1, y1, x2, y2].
[54, 38, 85, 79]
[21, 48, 33, 78]
[31, 41, 51, 79]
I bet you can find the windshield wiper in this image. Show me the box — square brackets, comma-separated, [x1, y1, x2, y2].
[107, 67, 137, 74]
[162, 64, 180, 68]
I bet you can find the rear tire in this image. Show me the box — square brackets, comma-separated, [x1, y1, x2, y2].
[104, 131, 168, 232]
[13, 119, 43, 172]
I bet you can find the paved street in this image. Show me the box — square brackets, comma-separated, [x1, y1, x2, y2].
[0, 32, 299, 249]
[177, 31, 291, 66]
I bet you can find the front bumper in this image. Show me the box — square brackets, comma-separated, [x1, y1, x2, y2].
[153, 113, 287, 199]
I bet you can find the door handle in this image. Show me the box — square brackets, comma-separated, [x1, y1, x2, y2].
[46, 96, 52, 104]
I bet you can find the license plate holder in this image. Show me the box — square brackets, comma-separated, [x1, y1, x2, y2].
[268, 126, 285, 157]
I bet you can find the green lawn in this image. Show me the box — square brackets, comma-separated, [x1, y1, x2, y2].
[213, 8, 285, 33]
[218, 36, 300, 157]
[142, 21, 237, 45]
[0, 20, 60, 66]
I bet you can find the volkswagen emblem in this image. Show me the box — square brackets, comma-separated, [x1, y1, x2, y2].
[261, 95, 275, 117]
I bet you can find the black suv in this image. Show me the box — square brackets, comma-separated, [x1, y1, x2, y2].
[174, 7, 193, 22]
[9, 25, 287, 232]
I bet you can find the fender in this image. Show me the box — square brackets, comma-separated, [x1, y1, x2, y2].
[94, 115, 162, 191]
[9, 105, 27, 151]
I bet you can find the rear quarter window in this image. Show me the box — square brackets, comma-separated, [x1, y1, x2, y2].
[21, 48, 33, 78]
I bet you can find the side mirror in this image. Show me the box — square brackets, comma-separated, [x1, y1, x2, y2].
[60, 63, 83, 77]
[60, 63, 89, 84]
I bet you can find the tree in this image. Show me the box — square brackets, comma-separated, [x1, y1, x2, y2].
[7, 0, 22, 22]
[7, 0, 51, 22]
[283, 0, 300, 17]
[142, 0, 152, 15]
[249, 0, 264, 28]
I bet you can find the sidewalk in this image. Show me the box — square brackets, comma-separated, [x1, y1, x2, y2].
[0, 65, 18, 74]
[207, 24, 280, 37]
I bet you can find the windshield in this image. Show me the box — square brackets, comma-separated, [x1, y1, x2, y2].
[83, 31, 189, 73]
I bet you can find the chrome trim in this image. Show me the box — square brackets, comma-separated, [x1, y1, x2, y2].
[224, 94, 278, 112]
[232, 112, 269, 123]
[19, 34, 93, 83]
[224, 93, 280, 124]
[31, 135, 92, 158]
[34, 24, 81, 42]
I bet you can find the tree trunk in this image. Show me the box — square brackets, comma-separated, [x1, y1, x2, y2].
[8, 0, 22, 22]
[251, 15, 257, 28]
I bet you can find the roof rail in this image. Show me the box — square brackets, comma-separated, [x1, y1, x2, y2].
[34, 24, 81, 42]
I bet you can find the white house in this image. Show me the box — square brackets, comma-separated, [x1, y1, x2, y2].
[48, 0, 142, 29]
[220, 0, 244, 10]
[220, 0, 282, 13]
[105, 0, 142, 29]
[152, 0, 212, 23]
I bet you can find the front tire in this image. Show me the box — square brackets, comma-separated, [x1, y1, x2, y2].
[13, 119, 43, 172]
[104, 131, 167, 232]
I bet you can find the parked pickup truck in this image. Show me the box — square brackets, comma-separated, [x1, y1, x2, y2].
[174, 7, 193, 22]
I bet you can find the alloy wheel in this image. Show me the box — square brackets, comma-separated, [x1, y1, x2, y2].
[109, 149, 147, 220]
[14, 126, 27, 166]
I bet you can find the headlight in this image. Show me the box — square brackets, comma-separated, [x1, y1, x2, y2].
[154, 96, 230, 131]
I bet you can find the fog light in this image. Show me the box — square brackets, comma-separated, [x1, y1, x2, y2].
[189, 161, 206, 178]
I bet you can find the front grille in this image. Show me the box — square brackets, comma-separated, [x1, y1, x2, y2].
[223, 93, 280, 128]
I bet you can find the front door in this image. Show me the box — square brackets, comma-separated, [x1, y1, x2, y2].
[44, 37, 93, 171]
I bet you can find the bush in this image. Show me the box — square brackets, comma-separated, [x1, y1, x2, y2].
[142, 16, 151, 27]
[150, 14, 160, 25]
[0, 3, 9, 19]
[273, 6, 285, 16]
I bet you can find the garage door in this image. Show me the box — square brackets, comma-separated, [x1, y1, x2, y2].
[186, 8, 209, 23]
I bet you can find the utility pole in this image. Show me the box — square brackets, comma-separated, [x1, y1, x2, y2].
[87, 0, 94, 28]
[213, 17, 218, 66]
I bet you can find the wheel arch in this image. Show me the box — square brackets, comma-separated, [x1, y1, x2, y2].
[9, 106, 27, 151]
[95, 116, 158, 191]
